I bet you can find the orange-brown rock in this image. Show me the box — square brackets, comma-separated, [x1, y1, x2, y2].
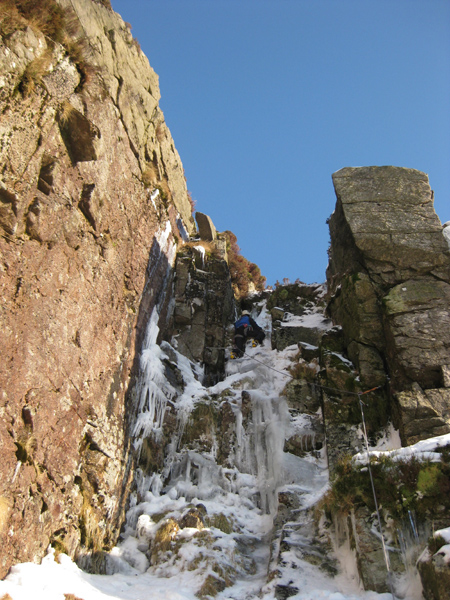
[0, 0, 194, 576]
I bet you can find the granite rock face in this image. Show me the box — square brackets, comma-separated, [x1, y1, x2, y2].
[329, 167, 449, 286]
[327, 166, 450, 445]
[0, 0, 194, 576]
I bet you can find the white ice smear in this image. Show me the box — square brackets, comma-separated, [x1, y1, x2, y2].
[281, 311, 333, 330]
[150, 187, 160, 210]
[442, 220, 450, 250]
[354, 432, 450, 465]
[193, 244, 206, 267]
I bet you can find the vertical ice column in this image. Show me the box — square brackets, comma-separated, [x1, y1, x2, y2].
[130, 222, 177, 494]
[251, 392, 288, 515]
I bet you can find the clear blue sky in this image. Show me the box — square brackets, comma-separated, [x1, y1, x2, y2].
[111, 0, 450, 286]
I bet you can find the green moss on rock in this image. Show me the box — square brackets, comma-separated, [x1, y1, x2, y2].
[181, 401, 219, 449]
[383, 278, 447, 315]
[205, 513, 234, 535]
[323, 452, 450, 528]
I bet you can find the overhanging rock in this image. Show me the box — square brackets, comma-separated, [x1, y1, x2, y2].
[196, 212, 217, 241]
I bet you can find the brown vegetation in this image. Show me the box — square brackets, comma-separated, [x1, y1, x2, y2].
[155, 123, 165, 142]
[58, 100, 78, 125]
[288, 360, 318, 382]
[0, 0, 92, 91]
[1, 0, 76, 46]
[18, 49, 53, 96]
[178, 241, 223, 265]
[141, 162, 159, 188]
[223, 230, 266, 299]
[187, 191, 196, 215]
[156, 178, 171, 203]
[182, 240, 218, 254]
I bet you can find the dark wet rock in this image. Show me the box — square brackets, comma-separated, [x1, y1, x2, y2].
[275, 585, 299, 599]
[418, 543, 450, 600]
[172, 247, 235, 385]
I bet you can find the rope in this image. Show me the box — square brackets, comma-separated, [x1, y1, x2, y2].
[208, 345, 393, 594]
[359, 394, 396, 599]
[207, 344, 393, 592]
[206, 346, 382, 398]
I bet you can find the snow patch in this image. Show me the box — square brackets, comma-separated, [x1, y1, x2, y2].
[354, 432, 450, 465]
[281, 311, 333, 330]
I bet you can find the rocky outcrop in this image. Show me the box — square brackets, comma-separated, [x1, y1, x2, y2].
[172, 243, 235, 385]
[418, 539, 450, 600]
[323, 166, 450, 595]
[327, 166, 450, 445]
[195, 212, 217, 242]
[2, 5, 449, 595]
[0, 0, 194, 576]
[269, 282, 331, 351]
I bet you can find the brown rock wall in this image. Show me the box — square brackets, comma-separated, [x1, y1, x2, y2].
[0, 0, 193, 576]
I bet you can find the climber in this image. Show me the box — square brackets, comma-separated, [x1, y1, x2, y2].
[231, 310, 265, 358]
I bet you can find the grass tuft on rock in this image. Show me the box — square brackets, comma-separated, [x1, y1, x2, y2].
[1, 0, 92, 92]
[321, 451, 450, 528]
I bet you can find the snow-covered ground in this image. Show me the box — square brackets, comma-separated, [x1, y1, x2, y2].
[0, 547, 398, 600]
[0, 302, 441, 600]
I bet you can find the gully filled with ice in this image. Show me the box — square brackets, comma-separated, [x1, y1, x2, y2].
[97, 299, 391, 600]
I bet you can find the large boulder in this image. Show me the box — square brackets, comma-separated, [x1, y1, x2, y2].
[327, 166, 450, 443]
[196, 212, 217, 242]
[329, 166, 450, 287]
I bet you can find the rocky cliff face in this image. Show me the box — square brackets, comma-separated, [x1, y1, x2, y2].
[324, 167, 450, 596]
[2, 2, 450, 597]
[172, 242, 235, 386]
[0, 0, 195, 576]
[327, 166, 450, 445]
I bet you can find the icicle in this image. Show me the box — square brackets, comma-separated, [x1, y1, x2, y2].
[193, 245, 206, 268]
[150, 188, 160, 210]
[249, 392, 288, 516]
[358, 394, 395, 600]
[130, 221, 178, 459]
[408, 510, 420, 545]
[11, 460, 21, 483]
